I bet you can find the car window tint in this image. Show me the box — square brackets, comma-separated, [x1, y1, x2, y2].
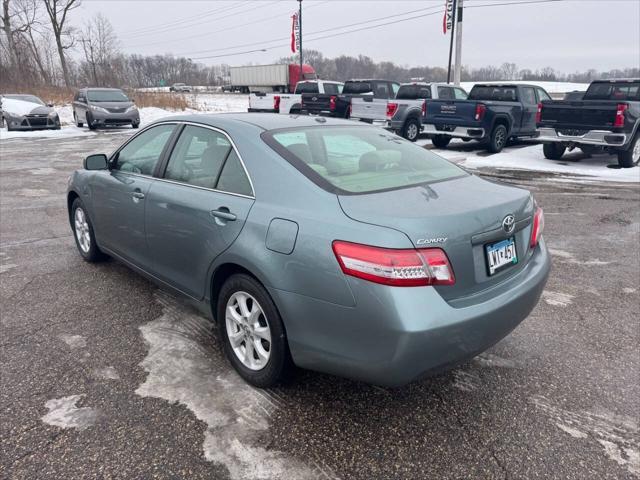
[267, 126, 465, 194]
[216, 150, 253, 196]
[536, 88, 551, 101]
[114, 124, 174, 175]
[323, 83, 340, 95]
[164, 125, 232, 189]
[584, 82, 640, 101]
[391, 83, 400, 97]
[454, 88, 468, 99]
[437, 87, 454, 100]
[396, 85, 431, 100]
[296, 82, 319, 94]
[374, 82, 390, 98]
[521, 87, 536, 105]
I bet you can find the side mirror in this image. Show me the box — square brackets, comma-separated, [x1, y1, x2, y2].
[84, 153, 109, 170]
[47, 103, 54, 108]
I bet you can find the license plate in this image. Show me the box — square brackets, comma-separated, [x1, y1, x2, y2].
[485, 237, 518, 275]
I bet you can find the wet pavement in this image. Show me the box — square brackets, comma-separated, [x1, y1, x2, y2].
[1, 132, 639, 479]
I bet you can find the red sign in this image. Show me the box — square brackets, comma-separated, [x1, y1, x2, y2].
[291, 13, 300, 53]
[443, 0, 454, 35]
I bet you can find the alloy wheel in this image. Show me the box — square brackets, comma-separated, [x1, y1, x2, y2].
[74, 207, 91, 253]
[225, 291, 271, 371]
[407, 123, 418, 140]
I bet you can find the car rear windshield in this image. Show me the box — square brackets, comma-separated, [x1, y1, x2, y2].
[583, 81, 640, 101]
[343, 82, 373, 94]
[469, 86, 518, 102]
[263, 126, 466, 194]
[3, 95, 44, 105]
[295, 82, 319, 94]
[396, 85, 432, 100]
[87, 90, 129, 102]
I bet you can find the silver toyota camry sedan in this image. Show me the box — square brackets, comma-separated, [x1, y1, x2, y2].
[67, 113, 550, 388]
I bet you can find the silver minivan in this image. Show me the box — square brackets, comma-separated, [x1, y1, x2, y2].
[72, 88, 140, 130]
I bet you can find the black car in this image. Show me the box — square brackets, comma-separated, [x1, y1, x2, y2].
[537, 79, 640, 168]
[301, 79, 399, 118]
[422, 84, 552, 153]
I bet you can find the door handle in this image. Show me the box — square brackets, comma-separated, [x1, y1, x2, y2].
[210, 208, 236, 222]
[132, 191, 145, 200]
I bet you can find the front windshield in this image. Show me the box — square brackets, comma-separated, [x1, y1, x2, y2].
[264, 126, 466, 194]
[87, 90, 129, 102]
[4, 95, 45, 105]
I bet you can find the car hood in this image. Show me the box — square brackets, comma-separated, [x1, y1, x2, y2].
[338, 174, 535, 300]
[1, 98, 51, 116]
[90, 101, 135, 109]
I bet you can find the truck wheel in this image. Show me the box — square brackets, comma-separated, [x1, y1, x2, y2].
[402, 118, 420, 142]
[543, 143, 566, 160]
[431, 135, 451, 149]
[617, 134, 640, 168]
[488, 124, 508, 153]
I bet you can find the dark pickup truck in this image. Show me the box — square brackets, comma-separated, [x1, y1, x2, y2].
[423, 83, 552, 153]
[300, 79, 399, 118]
[537, 79, 640, 168]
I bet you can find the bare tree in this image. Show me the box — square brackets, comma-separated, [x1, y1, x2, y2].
[80, 13, 118, 86]
[500, 62, 519, 80]
[1, 0, 29, 81]
[43, 0, 80, 87]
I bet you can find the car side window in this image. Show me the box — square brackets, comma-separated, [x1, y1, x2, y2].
[164, 125, 232, 189]
[374, 82, 389, 98]
[454, 88, 468, 99]
[215, 150, 253, 196]
[536, 88, 551, 102]
[113, 124, 175, 175]
[521, 87, 536, 105]
[437, 87, 454, 100]
[391, 83, 400, 97]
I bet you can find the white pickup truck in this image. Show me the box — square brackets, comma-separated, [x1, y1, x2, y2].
[350, 82, 468, 141]
[248, 80, 343, 114]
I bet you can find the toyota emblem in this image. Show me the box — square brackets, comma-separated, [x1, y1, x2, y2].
[502, 214, 515, 234]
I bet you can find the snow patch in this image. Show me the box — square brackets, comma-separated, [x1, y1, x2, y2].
[474, 352, 517, 368]
[135, 291, 322, 480]
[532, 395, 639, 477]
[59, 334, 87, 349]
[0, 263, 17, 274]
[92, 366, 120, 380]
[542, 290, 575, 307]
[41, 395, 99, 431]
[549, 248, 611, 266]
[623, 287, 637, 294]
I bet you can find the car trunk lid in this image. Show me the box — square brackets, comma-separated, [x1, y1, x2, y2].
[337, 175, 534, 301]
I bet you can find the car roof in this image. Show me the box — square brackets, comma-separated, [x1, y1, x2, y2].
[81, 87, 124, 91]
[472, 84, 539, 89]
[156, 112, 357, 131]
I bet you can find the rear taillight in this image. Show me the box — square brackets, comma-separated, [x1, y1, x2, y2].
[329, 95, 337, 111]
[421, 101, 426, 116]
[332, 241, 455, 287]
[386, 102, 398, 118]
[614, 103, 627, 128]
[273, 95, 281, 112]
[474, 103, 486, 121]
[535, 103, 543, 124]
[530, 207, 544, 248]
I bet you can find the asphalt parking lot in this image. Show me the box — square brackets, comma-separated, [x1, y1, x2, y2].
[1, 132, 639, 480]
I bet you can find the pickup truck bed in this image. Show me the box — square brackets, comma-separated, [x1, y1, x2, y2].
[537, 79, 640, 168]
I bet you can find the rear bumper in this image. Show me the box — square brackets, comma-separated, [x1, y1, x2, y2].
[423, 123, 485, 139]
[272, 240, 550, 387]
[248, 108, 278, 113]
[536, 127, 628, 147]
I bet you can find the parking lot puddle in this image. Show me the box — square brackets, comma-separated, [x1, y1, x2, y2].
[41, 395, 99, 431]
[531, 395, 639, 477]
[135, 291, 318, 480]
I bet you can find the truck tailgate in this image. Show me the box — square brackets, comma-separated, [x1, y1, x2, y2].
[249, 93, 278, 112]
[540, 101, 619, 130]
[425, 100, 480, 127]
[350, 97, 387, 121]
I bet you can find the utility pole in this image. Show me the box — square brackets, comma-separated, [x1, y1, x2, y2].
[446, 0, 457, 84]
[298, 0, 303, 73]
[453, 0, 464, 85]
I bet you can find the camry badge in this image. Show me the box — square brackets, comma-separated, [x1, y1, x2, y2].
[502, 214, 515, 234]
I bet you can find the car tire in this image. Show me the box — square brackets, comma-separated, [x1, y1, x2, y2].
[74, 112, 84, 128]
[0, 115, 4, 128]
[5, 117, 14, 131]
[86, 113, 96, 130]
[71, 198, 107, 262]
[402, 118, 420, 142]
[543, 143, 566, 160]
[617, 134, 640, 168]
[217, 273, 293, 388]
[488, 124, 508, 153]
[432, 135, 451, 149]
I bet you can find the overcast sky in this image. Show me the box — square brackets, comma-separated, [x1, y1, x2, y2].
[76, 0, 640, 72]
